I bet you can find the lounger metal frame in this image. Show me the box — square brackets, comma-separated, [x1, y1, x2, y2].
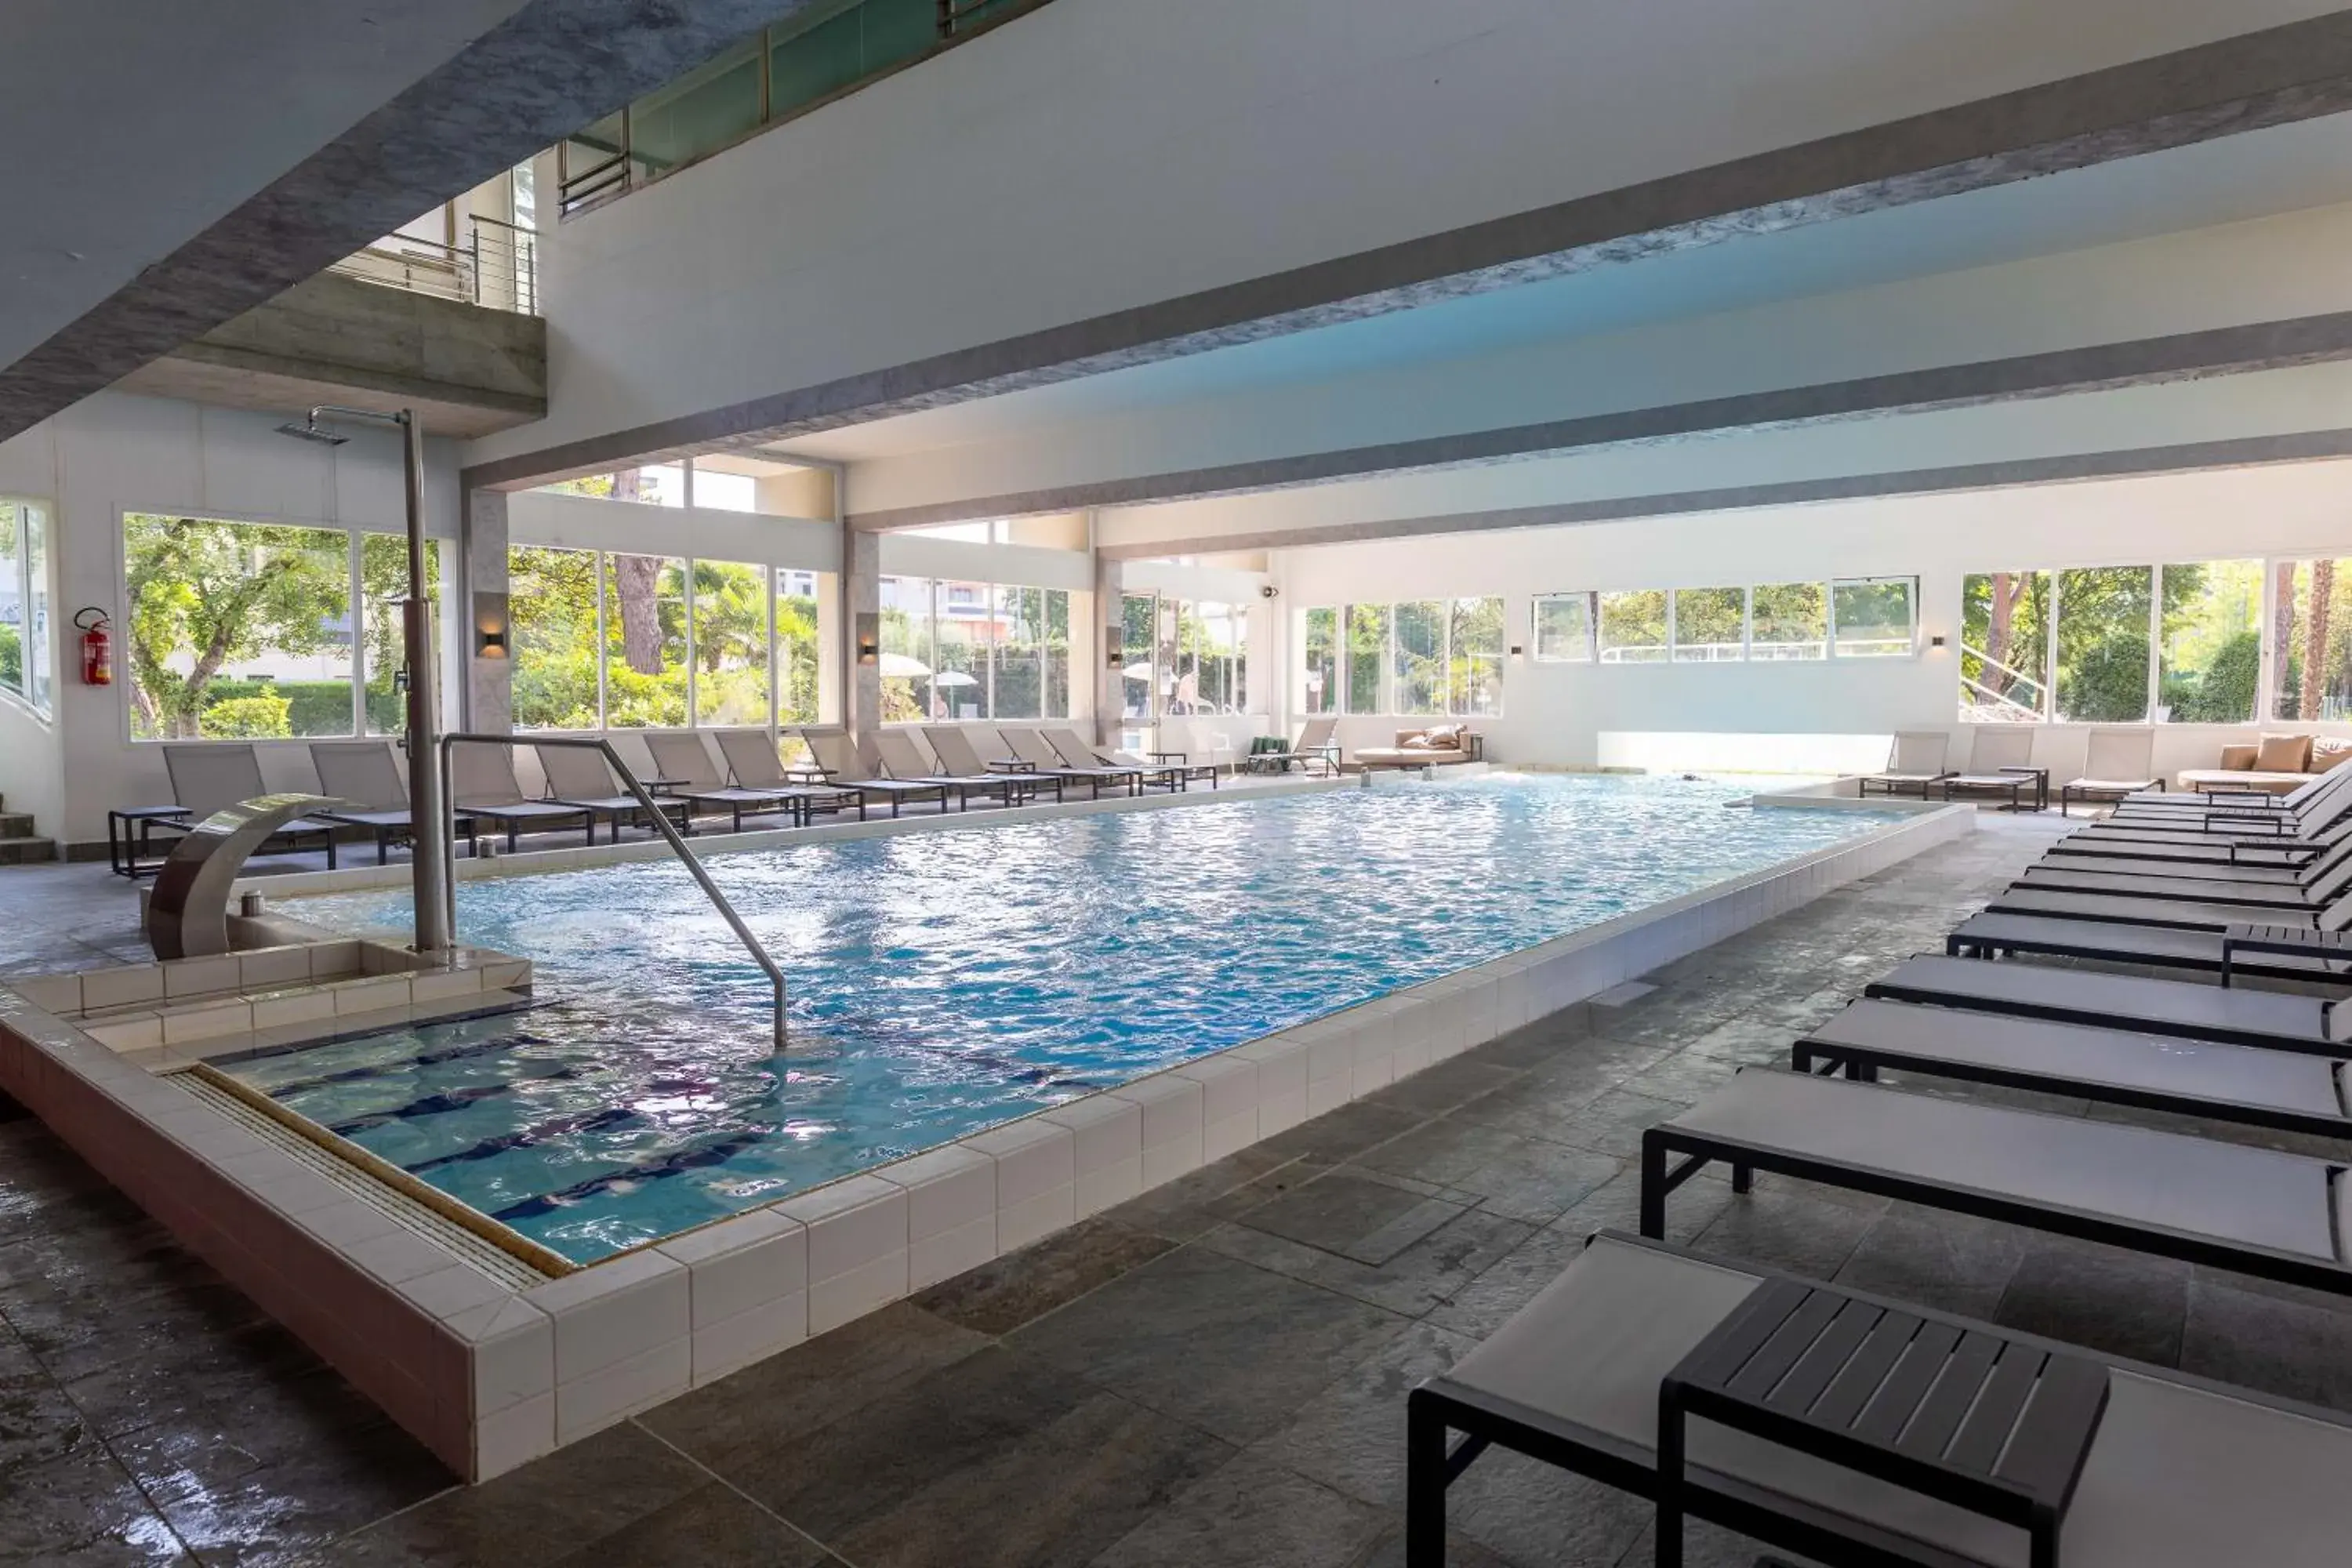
[1406, 1230, 2352, 1568]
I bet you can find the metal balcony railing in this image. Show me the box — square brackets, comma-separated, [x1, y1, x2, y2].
[328, 215, 539, 316]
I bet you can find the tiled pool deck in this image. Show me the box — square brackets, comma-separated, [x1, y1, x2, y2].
[7, 814, 2351, 1565]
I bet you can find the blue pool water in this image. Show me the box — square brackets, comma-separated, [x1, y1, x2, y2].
[245, 775, 1896, 1261]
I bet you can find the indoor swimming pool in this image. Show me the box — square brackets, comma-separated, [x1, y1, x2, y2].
[240, 775, 1900, 1262]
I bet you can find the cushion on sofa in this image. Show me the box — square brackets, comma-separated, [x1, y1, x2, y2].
[2314, 737, 2352, 775]
[2218, 743, 2259, 771]
[2256, 733, 2314, 772]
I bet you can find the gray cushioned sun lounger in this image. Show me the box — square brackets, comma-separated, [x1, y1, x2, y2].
[1000, 727, 1141, 797]
[309, 742, 479, 863]
[1640, 1069, 2352, 1296]
[449, 742, 595, 851]
[1795, 996, 2352, 1142]
[2049, 823, 2336, 862]
[533, 743, 693, 844]
[790, 728, 949, 815]
[1985, 884, 2326, 933]
[154, 742, 340, 866]
[1409, 1231, 2352, 1568]
[642, 733, 817, 832]
[921, 725, 1062, 806]
[873, 729, 1036, 811]
[2016, 856, 2352, 909]
[1862, 953, 2346, 1054]
[1946, 911, 2352, 983]
[2029, 833, 2352, 886]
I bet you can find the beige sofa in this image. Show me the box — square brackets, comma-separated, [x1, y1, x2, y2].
[2174, 733, 2352, 795]
[1356, 724, 1478, 769]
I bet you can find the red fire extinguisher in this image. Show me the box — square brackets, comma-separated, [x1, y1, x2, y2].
[74, 608, 112, 687]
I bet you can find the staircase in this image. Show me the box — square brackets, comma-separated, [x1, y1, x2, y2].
[0, 799, 57, 865]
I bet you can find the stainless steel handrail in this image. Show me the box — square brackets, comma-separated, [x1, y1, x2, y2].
[437, 734, 788, 1049]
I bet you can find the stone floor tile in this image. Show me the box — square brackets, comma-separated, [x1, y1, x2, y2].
[1204, 1207, 1537, 1319]
[2179, 1277, 2352, 1412]
[0, 1440, 191, 1565]
[1086, 1453, 1389, 1568]
[1991, 1240, 2190, 1366]
[1357, 1058, 1526, 1120]
[1389, 1132, 1621, 1228]
[0, 1320, 98, 1480]
[1247, 1319, 1474, 1508]
[1616, 1519, 1826, 1568]
[1544, 1167, 1732, 1250]
[1253, 1101, 1429, 1168]
[1237, 1170, 1470, 1265]
[910, 1216, 1174, 1338]
[1422, 1225, 1592, 1341]
[540, 1483, 832, 1567]
[637, 1301, 990, 1473]
[1685, 1185, 1881, 1281]
[1830, 1210, 2028, 1321]
[1349, 1524, 1516, 1568]
[1543, 1087, 1694, 1160]
[1008, 1246, 1406, 1445]
[1448, 1446, 1654, 1568]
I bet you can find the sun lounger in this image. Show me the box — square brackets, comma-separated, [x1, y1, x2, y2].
[449, 742, 595, 851]
[1984, 883, 2328, 933]
[642, 733, 816, 833]
[873, 729, 1033, 811]
[2077, 771, 2352, 841]
[707, 728, 867, 822]
[308, 742, 478, 864]
[790, 728, 949, 815]
[1857, 731, 1953, 800]
[1246, 715, 1340, 778]
[2015, 849, 2352, 909]
[1000, 727, 1141, 797]
[1042, 727, 1176, 789]
[1640, 1068, 2352, 1296]
[922, 725, 1062, 806]
[1795, 996, 2352, 1142]
[2107, 764, 2350, 823]
[1408, 1229, 2352, 1568]
[533, 743, 694, 844]
[2028, 834, 2348, 884]
[2057, 728, 2161, 815]
[1946, 910, 2352, 983]
[1936, 728, 2043, 810]
[1860, 952, 2347, 1054]
[143, 743, 341, 866]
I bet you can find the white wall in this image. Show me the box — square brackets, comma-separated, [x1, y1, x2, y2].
[467, 0, 2332, 467]
[0, 393, 463, 848]
[1274, 458, 2352, 780]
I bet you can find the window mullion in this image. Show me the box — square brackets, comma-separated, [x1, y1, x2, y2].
[349, 532, 365, 737]
[595, 552, 609, 729]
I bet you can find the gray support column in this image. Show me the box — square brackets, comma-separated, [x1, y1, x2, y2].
[843, 524, 880, 759]
[463, 486, 512, 734]
[1094, 554, 1126, 747]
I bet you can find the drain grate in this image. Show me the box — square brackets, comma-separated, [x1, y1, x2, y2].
[174, 1070, 552, 1290]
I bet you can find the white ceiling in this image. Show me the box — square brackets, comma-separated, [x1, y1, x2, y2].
[767, 113, 2352, 466]
[0, 0, 534, 370]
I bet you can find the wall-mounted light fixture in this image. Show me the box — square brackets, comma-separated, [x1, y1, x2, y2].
[1508, 644, 1526, 663]
[1929, 634, 1947, 649]
[856, 633, 880, 666]
[477, 628, 509, 659]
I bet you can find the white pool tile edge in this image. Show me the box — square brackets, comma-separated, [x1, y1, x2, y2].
[0, 797, 1969, 1483]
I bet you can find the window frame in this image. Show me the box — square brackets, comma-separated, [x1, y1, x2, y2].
[0, 498, 53, 719]
[1530, 592, 1595, 664]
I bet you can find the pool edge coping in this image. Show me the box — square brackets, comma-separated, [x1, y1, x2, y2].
[0, 793, 1972, 1482]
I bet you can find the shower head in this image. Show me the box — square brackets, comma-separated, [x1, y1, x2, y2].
[274, 418, 349, 446]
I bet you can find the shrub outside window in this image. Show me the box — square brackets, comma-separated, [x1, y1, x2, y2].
[1597, 590, 1668, 664]
[1671, 587, 1746, 663]
[1749, 583, 1827, 660]
[1829, 578, 1915, 658]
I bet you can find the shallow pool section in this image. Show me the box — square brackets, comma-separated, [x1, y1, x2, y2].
[245, 775, 1898, 1262]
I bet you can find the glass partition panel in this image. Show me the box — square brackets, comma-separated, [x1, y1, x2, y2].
[1749, 582, 1826, 660]
[878, 575, 933, 722]
[775, 569, 822, 726]
[1447, 596, 1504, 715]
[508, 546, 601, 730]
[1671, 586, 1745, 662]
[21, 501, 49, 713]
[628, 38, 764, 179]
[1958, 570, 2050, 721]
[1302, 607, 1338, 713]
[124, 515, 354, 740]
[360, 533, 442, 735]
[1392, 600, 1446, 714]
[2268, 558, 2352, 721]
[1158, 597, 1185, 714]
[1597, 590, 1668, 664]
[1532, 593, 1592, 662]
[2157, 560, 2260, 724]
[1345, 604, 1390, 713]
[1121, 593, 1156, 719]
[2054, 565, 2152, 724]
[932, 579, 992, 720]
[1192, 601, 1243, 713]
[691, 561, 771, 725]
[1831, 577, 1915, 658]
[602, 554, 688, 727]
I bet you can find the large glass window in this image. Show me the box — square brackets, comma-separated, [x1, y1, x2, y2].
[931, 579, 992, 720]
[691, 561, 771, 725]
[992, 585, 1043, 720]
[1671, 587, 1746, 663]
[1830, 578, 1915, 658]
[1447, 597, 1504, 716]
[2268, 558, 2352, 722]
[1122, 593, 1156, 720]
[509, 546, 602, 731]
[1597, 590, 1668, 664]
[2158, 560, 2261, 724]
[22, 501, 48, 714]
[1345, 604, 1391, 714]
[1301, 607, 1338, 713]
[1188, 601, 1245, 713]
[1392, 601, 1447, 715]
[1750, 583, 1827, 660]
[1958, 570, 2051, 721]
[602, 554, 688, 728]
[124, 516, 353, 740]
[1532, 593, 1592, 663]
[360, 533, 442, 735]
[878, 575, 934, 722]
[775, 569, 822, 725]
[2054, 566, 2153, 724]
